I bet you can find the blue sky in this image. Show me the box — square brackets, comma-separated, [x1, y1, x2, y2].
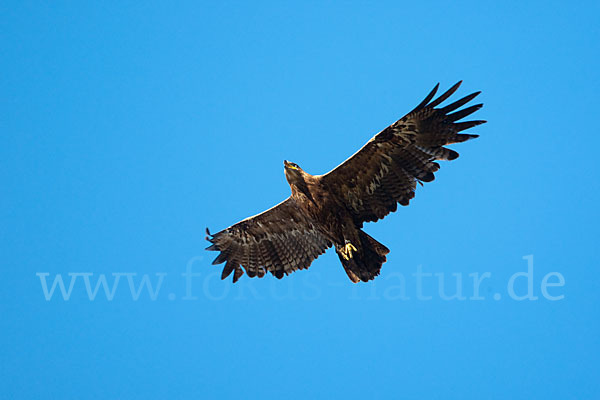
[2, 1, 599, 399]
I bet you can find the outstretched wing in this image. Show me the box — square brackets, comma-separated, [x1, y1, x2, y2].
[321, 81, 485, 227]
[206, 198, 332, 282]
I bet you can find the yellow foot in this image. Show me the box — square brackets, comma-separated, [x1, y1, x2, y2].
[340, 241, 357, 260]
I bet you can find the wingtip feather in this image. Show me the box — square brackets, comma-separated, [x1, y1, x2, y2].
[429, 81, 463, 108]
[447, 149, 460, 160]
[212, 252, 228, 265]
[221, 260, 236, 280]
[232, 267, 244, 283]
[411, 82, 440, 113]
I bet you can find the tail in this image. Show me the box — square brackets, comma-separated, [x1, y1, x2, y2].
[337, 230, 390, 283]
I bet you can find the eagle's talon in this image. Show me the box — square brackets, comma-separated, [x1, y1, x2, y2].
[340, 242, 357, 260]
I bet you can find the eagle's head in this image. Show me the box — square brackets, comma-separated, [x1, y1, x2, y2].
[284, 160, 305, 185]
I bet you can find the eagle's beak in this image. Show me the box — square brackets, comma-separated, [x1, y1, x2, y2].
[284, 160, 289, 167]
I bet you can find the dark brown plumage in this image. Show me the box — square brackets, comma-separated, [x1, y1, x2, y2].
[206, 81, 485, 283]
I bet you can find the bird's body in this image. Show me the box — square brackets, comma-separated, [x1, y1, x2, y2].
[282, 162, 389, 282]
[206, 82, 485, 282]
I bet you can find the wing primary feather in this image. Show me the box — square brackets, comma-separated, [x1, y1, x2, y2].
[454, 120, 486, 132]
[428, 81, 462, 108]
[440, 91, 481, 113]
[454, 133, 480, 142]
[419, 171, 435, 182]
[221, 260, 236, 280]
[212, 251, 229, 265]
[443, 148, 460, 160]
[409, 83, 439, 113]
[233, 267, 244, 283]
[447, 104, 483, 121]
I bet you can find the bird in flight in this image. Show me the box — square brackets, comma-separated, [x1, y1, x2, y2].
[206, 81, 485, 283]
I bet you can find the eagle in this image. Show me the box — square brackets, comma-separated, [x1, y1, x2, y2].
[206, 81, 485, 283]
